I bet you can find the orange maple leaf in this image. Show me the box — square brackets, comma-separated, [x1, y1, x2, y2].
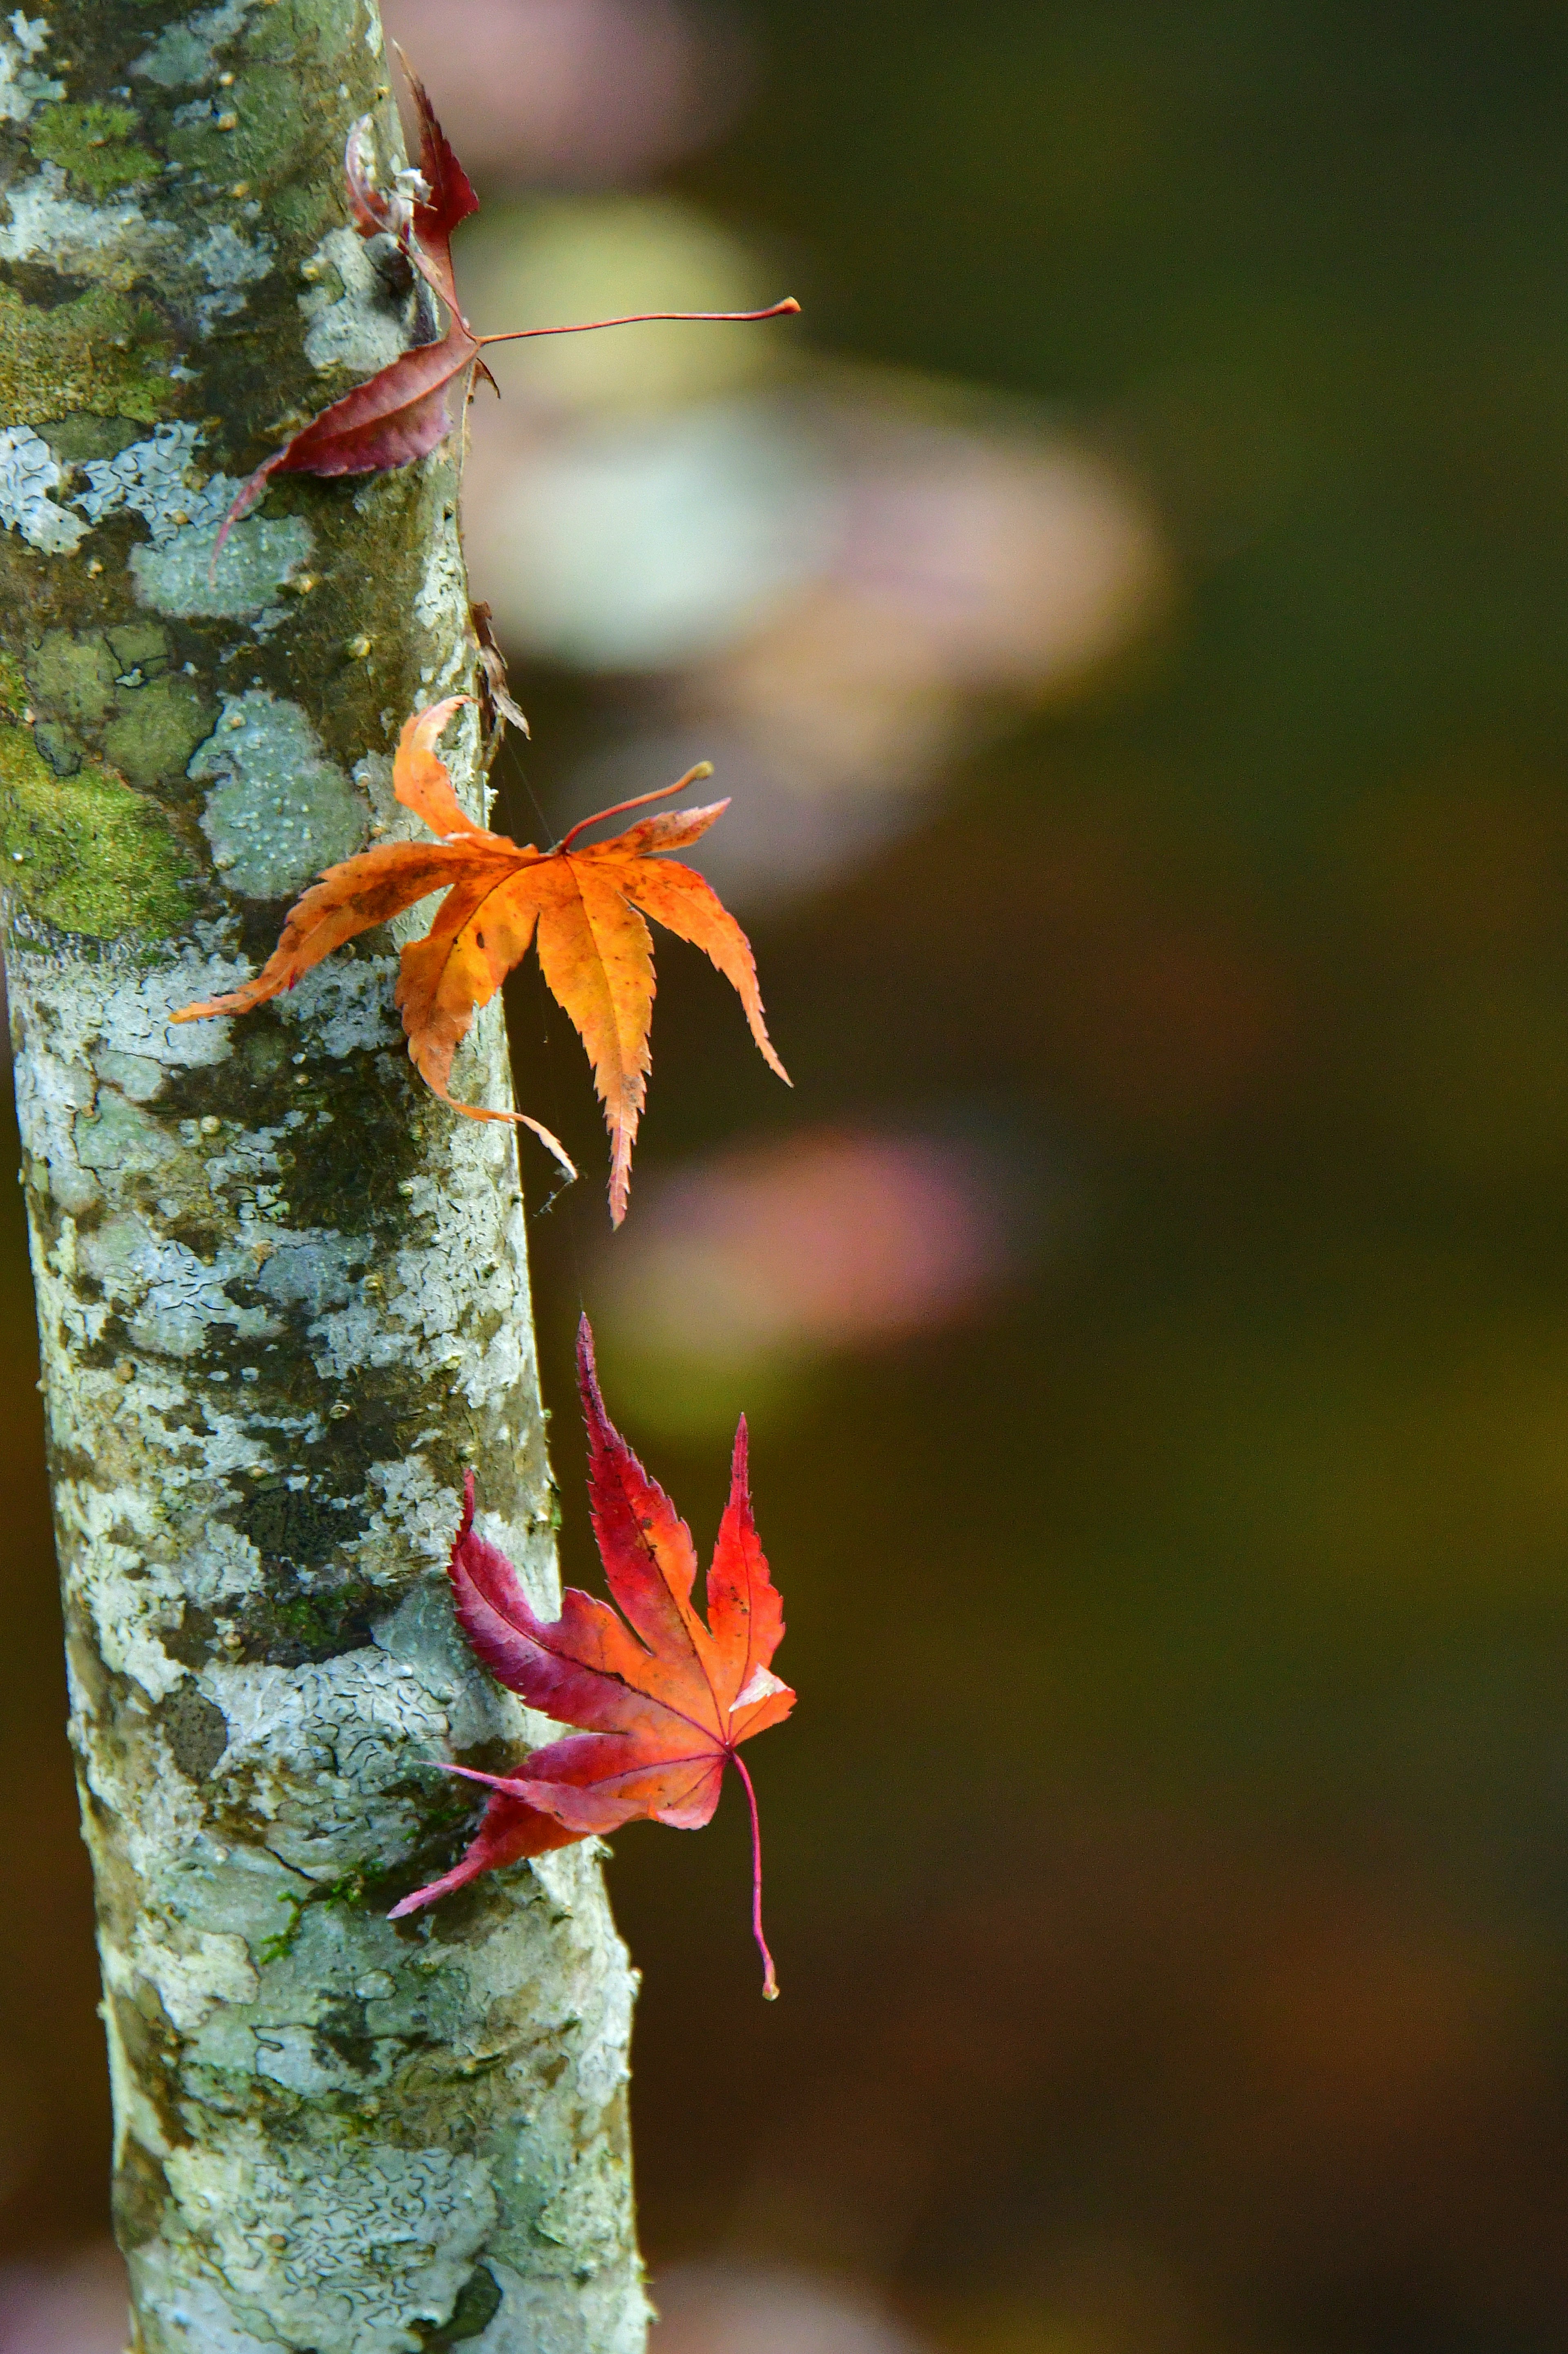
[173, 698, 788, 1223]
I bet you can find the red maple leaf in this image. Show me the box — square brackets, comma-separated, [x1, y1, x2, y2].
[217, 58, 797, 551]
[390, 1317, 795, 1997]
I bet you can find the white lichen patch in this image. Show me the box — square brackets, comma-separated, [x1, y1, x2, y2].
[0, 162, 176, 286]
[201, 1650, 453, 1878]
[40, 943, 242, 1077]
[363, 1454, 467, 1574]
[275, 957, 400, 1058]
[129, 2251, 282, 2354]
[537, 2141, 636, 2276]
[561, 1904, 638, 2111]
[75, 421, 243, 546]
[77, 1713, 207, 1888]
[157, 1839, 306, 1951]
[191, 691, 367, 896]
[183, 1517, 263, 1608]
[0, 425, 88, 553]
[302, 225, 413, 376]
[75, 1088, 181, 1176]
[0, 11, 62, 123]
[414, 524, 472, 694]
[78, 1212, 281, 1358]
[131, 0, 256, 87]
[192, 223, 275, 333]
[306, 1097, 534, 1416]
[167, 1850, 422, 2088]
[131, 513, 312, 622]
[11, 945, 234, 1217]
[95, 1048, 169, 1103]
[131, 1922, 260, 2035]
[253, 1227, 374, 1318]
[67, 1484, 189, 1699]
[476, 2260, 654, 2354]
[373, 1575, 526, 1754]
[165, 2131, 496, 2354]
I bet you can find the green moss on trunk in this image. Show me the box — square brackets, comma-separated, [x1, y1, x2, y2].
[0, 718, 194, 937]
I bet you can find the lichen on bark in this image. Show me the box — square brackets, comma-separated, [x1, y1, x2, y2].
[0, 7, 646, 2350]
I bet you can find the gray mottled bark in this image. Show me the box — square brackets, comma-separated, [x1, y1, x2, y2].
[0, 7, 646, 2350]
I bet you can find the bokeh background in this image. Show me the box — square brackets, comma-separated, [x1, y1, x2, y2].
[9, 2, 1568, 2348]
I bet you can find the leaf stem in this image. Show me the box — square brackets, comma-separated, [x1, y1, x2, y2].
[478, 297, 800, 349]
[731, 1750, 778, 2000]
[553, 764, 715, 856]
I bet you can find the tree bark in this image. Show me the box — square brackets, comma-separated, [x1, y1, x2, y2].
[0, 6, 645, 2350]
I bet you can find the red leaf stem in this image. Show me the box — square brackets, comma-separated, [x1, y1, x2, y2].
[477, 297, 800, 348]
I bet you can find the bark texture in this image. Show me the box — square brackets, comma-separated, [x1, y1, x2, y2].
[0, 7, 646, 2350]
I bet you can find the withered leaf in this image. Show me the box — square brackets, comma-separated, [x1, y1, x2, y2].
[216, 60, 797, 551]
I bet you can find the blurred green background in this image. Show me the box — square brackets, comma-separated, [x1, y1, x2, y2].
[9, 2, 1568, 2348]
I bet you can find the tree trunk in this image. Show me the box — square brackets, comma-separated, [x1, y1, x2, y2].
[0, 6, 645, 2350]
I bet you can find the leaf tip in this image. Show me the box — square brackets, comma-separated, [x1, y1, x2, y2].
[209, 465, 270, 573]
[575, 1313, 619, 1453]
[575, 1312, 599, 1393]
[605, 1142, 634, 1228]
[519, 1113, 577, 1187]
